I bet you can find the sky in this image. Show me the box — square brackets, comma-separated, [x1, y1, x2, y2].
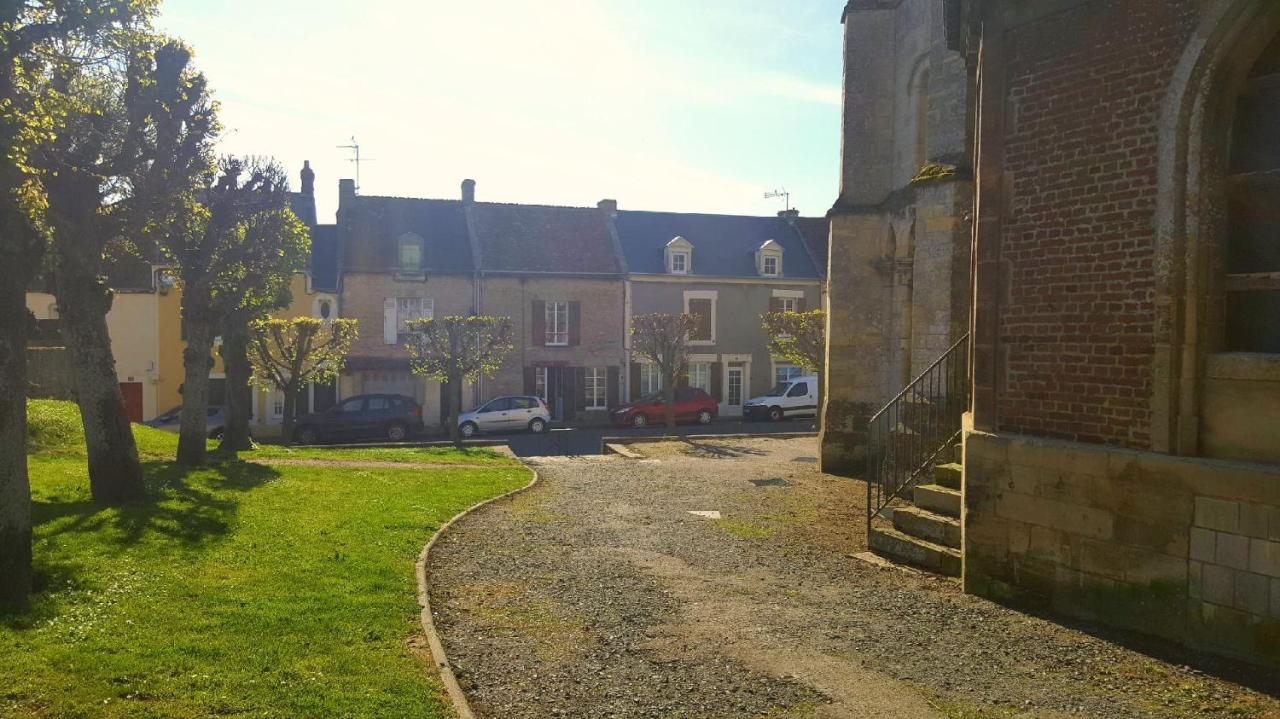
[158, 1, 845, 223]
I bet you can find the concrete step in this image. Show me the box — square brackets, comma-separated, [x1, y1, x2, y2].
[869, 525, 962, 576]
[933, 462, 962, 490]
[892, 505, 961, 549]
[914, 483, 961, 517]
[952, 442, 963, 464]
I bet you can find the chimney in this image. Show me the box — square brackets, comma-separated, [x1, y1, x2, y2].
[597, 199, 617, 216]
[777, 208, 799, 222]
[339, 178, 356, 207]
[300, 160, 315, 197]
[461, 178, 476, 204]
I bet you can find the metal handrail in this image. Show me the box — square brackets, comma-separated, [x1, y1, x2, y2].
[866, 333, 970, 525]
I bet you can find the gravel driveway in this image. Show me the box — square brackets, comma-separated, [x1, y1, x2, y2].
[426, 436, 1280, 719]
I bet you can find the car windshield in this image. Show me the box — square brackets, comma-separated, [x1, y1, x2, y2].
[762, 382, 791, 397]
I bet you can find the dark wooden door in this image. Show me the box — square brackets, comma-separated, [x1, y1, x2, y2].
[119, 382, 143, 422]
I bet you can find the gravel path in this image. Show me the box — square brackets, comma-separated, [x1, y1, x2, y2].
[427, 437, 1280, 719]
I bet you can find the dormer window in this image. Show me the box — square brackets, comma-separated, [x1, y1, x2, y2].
[398, 233, 424, 272]
[756, 239, 783, 277]
[665, 236, 693, 274]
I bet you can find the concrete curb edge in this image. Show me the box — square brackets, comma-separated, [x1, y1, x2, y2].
[414, 461, 542, 719]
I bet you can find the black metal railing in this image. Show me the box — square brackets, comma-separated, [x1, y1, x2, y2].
[866, 333, 970, 523]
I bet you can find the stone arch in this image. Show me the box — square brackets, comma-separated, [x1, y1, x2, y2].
[1151, 0, 1280, 454]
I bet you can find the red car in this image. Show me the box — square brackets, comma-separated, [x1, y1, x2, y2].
[610, 387, 719, 428]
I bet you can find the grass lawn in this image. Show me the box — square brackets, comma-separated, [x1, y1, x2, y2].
[249, 443, 512, 466]
[3, 401, 529, 718]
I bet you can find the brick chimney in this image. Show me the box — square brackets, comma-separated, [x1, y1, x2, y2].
[597, 199, 617, 217]
[777, 208, 799, 222]
[300, 160, 315, 197]
[339, 178, 356, 208]
[461, 178, 476, 204]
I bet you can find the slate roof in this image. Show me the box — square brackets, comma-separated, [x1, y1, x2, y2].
[614, 210, 824, 279]
[470, 202, 622, 275]
[793, 216, 830, 278]
[341, 195, 474, 274]
[310, 224, 339, 290]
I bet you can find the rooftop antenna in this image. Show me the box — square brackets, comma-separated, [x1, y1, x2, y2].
[764, 188, 791, 212]
[337, 136, 375, 192]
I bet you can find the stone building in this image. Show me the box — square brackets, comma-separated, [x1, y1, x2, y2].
[821, 0, 974, 472]
[828, 0, 1280, 666]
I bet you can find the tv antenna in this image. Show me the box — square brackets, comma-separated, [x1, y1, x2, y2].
[337, 136, 375, 192]
[764, 188, 791, 212]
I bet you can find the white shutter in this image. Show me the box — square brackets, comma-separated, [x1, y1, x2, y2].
[383, 298, 397, 344]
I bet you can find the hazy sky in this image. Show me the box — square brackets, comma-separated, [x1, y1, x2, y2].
[159, 1, 844, 223]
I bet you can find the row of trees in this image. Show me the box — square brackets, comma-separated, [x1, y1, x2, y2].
[0, 1, 322, 610]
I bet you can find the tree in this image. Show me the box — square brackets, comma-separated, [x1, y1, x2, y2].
[0, 0, 159, 608]
[248, 317, 357, 444]
[762, 308, 826, 374]
[402, 316, 513, 445]
[40, 35, 216, 499]
[168, 158, 308, 465]
[630, 313, 697, 432]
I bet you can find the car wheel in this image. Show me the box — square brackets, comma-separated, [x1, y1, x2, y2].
[697, 410, 713, 425]
[768, 406, 784, 422]
[387, 422, 408, 442]
[528, 418, 547, 434]
[294, 426, 319, 445]
[459, 421, 478, 438]
[631, 413, 648, 428]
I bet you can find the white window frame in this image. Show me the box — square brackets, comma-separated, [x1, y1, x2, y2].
[689, 362, 711, 393]
[756, 239, 784, 277]
[640, 363, 663, 397]
[665, 236, 693, 275]
[585, 367, 607, 410]
[545, 300, 569, 346]
[398, 233, 423, 272]
[762, 255, 779, 276]
[773, 362, 803, 387]
[683, 290, 717, 345]
[534, 367, 548, 402]
[670, 251, 689, 274]
[397, 297, 433, 334]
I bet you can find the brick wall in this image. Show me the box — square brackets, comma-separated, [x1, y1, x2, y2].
[993, 1, 1199, 449]
[341, 273, 475, 360]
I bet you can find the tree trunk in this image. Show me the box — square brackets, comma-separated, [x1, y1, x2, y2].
[54, 271, 144, 502]
[218, 325, 254, 452]
[281, 383, 297, 444]
[450, 375, 464, 447]
[663, 382, 677, 433]
[0, 278, 33, 609]
[177, 317, 216, 466]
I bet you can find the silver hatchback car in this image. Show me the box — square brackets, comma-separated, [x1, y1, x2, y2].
[458, 396, 551, 437]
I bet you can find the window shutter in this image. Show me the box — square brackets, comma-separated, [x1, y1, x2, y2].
[629, 362, 642, 401]
[688, 299, 712, 341]
[769, 297, 784, 313]
[797, 297, 807, 312]
[607, 366, 620, 408]
[575, 367, 587, 411]
[710, 362, 723, 402]
[383, 298, 397, 344]
[568, 301, 581, 346]
[523, 367, 536, 395]
[532, 300, 546, 346]
[561, 369, 577, 421]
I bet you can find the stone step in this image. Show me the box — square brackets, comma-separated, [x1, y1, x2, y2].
[933, 462, 963, 490]
[868, 525, 961, 576]
[953, 442, 963, 464]
[914, 483, 961, 517]
[892, 505, 961, 549]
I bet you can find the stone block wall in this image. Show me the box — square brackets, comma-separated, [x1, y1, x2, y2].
[964, 429, 1280, 666]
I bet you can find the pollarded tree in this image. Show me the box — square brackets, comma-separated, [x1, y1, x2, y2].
[40, 37, 217, 500]
[0, 0, 161, 607]
[630, 313, 697, 432]
[403, 316, 513, 445]
[762, 308, 826, 375]
[168, 158, 309, 465]
[248, 317, 358, 444]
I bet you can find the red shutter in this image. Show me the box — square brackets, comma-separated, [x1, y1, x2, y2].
[797, 297, 807, 312]
[710, 363, 723, 402]
[688, 299, 712, 341]
[575, 367, 587, 411]
[768, 297, 784, 313]
[629, 362, 642, 401]
[568, 301, 581, 346]
[523, 367, 536, 395]
[607, 366, 620, 409]
[532, 300, 546, 346]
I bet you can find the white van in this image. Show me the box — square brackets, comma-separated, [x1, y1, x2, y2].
[744, 375, 819, 422]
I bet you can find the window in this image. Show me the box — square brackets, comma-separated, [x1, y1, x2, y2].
[398, 233, 423, 272]
[337, 397, 364, 414]
[776, 296, 797, 313]
[763, 256, 778, 276]
[398, 297, 433, 333]
[317, 299, 332, 320]
[670, 252, 688, 274]
[545, 301, 568, 346]
[640, 363, 663, 396]
[787, 381, 809, 398]
[481, 397, 511, 413]
[512, 397, 538, 410]
[689, 362, 711, 393]
[367, 396, 391, 412]
[755, 239, 784, 277]
[684, 291, 716, 344]
[727, 367, 743, 406]
[585, 367, 606, 409]
[534, 367, 548, 401]
[775, 364, 803, 386]
[666, 236, 693, 274]
[271, 392, 285, 419]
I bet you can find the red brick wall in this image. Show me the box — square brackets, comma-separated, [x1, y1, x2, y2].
[994, 1, 1199, 448]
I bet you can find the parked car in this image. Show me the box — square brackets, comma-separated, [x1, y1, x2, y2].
[292, 394, 424, 444]
[610, 387, 718, 428]
[145, 405, 228, 439]
[458, 395, 551, 438]
[744, 374, 819, 421]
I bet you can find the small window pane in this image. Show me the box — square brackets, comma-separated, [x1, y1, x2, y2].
[339, 398, 364, 413]
[787, 382, 808, 397]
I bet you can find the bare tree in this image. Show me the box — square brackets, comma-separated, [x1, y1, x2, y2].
[402, 316, 513, 445]
[630, 313, 697, 432]
[248, 317, 357, 444]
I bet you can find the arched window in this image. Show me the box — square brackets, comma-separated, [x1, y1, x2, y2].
[398, 233, 423, 272]
[1224, 33, 1280, 352]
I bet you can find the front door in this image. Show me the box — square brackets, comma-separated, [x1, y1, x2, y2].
[725, 367, 744, 415]
[545, 367, 566, 422]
